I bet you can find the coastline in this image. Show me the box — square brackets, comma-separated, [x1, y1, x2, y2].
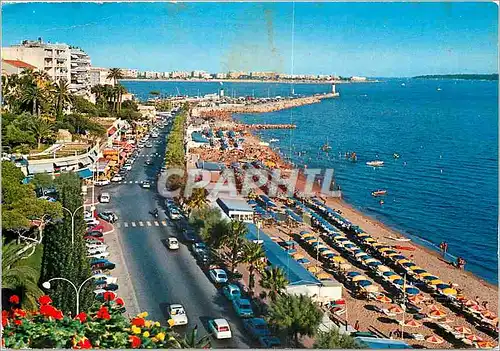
[120, 78, 380, 85]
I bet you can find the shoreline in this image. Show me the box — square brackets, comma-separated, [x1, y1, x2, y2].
[121, 78, 380, 85]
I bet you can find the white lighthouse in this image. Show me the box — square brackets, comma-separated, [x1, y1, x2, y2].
[219, 82, 224, 98]
[331, 83, 336, 94]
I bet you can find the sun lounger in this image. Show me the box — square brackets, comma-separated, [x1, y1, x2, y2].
[411, 333, 425, 341]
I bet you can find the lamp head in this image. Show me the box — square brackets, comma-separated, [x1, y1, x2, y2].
[42, 281, 51, 289]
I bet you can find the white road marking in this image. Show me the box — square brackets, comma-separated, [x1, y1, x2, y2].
[135, 181, 139, 184]
[161, 221, 167, 226]
[154, 221, 159, 226]
[117, 222, 122, 228]
[146, 221, 152, 226]
[131, 222, 136, 227]
[139, 221, 144, 227]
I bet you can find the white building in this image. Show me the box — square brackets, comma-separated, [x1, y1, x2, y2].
[120, 68, 138, 78]
[215, 72, 226, 79]
[350, 76, 367, 82]
[216, 197, 254, 222]
[89, 67, 114, 87]
[1, 59, 37, 76]
[70, 47, 91, 97]
[170, 71, 190, 79]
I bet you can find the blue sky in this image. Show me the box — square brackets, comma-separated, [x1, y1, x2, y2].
[2, 2, 498, 77]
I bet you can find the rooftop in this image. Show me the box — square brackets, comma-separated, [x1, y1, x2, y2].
[3, 59, 36, 70]
[217, 197, 253, 213]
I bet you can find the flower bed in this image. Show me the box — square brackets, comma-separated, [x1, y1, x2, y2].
[2, 293, 188, 349]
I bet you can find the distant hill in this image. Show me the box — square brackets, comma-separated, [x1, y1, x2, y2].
[413, 74, 498, 81]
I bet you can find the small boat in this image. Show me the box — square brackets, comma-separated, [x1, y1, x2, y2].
[366, 160, 384, 167]
[437, 88, 442, 91]
[393, 153, 400, 159]
[269, 138, 279, 143]
[321, 137, 332, 152]
[389, 236, 412, 242]
[371, 190, 387, 197]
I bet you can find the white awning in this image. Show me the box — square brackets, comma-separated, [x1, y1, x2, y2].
[79, 157, 92, 166]
[28, 163, 54, 174]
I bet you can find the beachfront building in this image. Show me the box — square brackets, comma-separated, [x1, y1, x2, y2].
[216, 197, 254, 222]
[89, 67, 114, 87]
[227, 71, 247, 79]
[2, 39, 92, 97]
[1, 59, 36, 76]
[350, 76, 367, 82]
[170, 71, 190, 79]
[120, 68, 139, 78]
[215, 72, 226, 79]
[250, 71, 278, 80]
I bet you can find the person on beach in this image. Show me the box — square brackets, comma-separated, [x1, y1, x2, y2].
[439, 242, 445, 257]
[354, 320, 360, 331]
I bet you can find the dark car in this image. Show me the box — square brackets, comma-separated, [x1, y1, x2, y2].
[182, 228, 198, 243]
[98, 211, 118, 223]
[86, 230, 104, 238]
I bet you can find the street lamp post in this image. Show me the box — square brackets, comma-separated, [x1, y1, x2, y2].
[42, 274, 105, 315]
[61, 205, 85, 245]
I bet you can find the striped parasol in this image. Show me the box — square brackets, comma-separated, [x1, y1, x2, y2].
[429, 310, 447, 318]
[376, 295, 392, 303]
[426, 335, 444, 344]
[408, 294, 425, 304]
[466, 335, 484, 342]
[454, 326, 472, 335]
[402, 319, 421, 327]
[388, 305, 404, 314]
[476, 341, 496, 348]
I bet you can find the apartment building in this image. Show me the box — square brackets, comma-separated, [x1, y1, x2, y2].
[215, 72, 226, 79]
[120, 68, 139, 78]
[2, 39, 92, 97]
[170, 71, 190, 79]
[89, 67, 114, 87]
[250, 71, 278, 79]
[228, 71, 247, 79]
[2, 59, 37, 76]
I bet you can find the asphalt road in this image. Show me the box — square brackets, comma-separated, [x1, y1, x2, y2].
[95, 120, 254, 348]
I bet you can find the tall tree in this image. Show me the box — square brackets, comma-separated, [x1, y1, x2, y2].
[259, 266, 288, 302]
[21, 83, 46, 116]
[29, 116, 53, 149]
[2, 237, 44, 310]
[91, 84, 106, 109]
[186, 188, 208, 214]
[39, 173, 93, 315]
[242, 241, 266, 292]
[313, 329, 360, 349]
[107, 68, 124, 86]
[115, 84, 127, 112]
[53, 79, 72, 119]
[189, 206, 223, 243]
[267, 294, 322, 347]
[220, 220, 248, 273]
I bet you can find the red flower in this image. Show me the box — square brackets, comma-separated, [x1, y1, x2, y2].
[9, 295, 20, 305]
[40, 304, 63, 319]
[12, 309, 26, 318]
[96, 306, 110, 320]
[52, 309, 63, 320]
[75, 312, 87, 323]
[129, 335, 142, 348]
[103, 291, 116, 301]
[131, 317, 145, 327]
[14, 319, 22, 326]
[2, 316, 8, 327]
[38, 295, 52, 305]
[74, 337, 92, 349]
[115, 298, 124, 306]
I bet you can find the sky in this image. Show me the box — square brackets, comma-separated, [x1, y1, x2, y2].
[2, 2, 498, 77]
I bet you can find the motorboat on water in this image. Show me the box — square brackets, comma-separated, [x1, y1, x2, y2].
[269, 138, 279, 143]
[393, 153, 400, 159]
[371, 190, 387, 197]
[366, 160, 384, 167]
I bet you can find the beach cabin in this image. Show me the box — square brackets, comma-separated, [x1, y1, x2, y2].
[216, 197, 254, 223]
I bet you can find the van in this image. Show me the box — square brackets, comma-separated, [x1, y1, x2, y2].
[99, 193, 110, 203]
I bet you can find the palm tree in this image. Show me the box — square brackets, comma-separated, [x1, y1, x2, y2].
[313, 329, 360, 349]
[115, 84, 127, 112]
[178, 325, 211, 348]
[53, 79, 72, 119]
[107, 68, 124, 86]
[91, 84, 106, 109]
[267, 294, 322, 347]
[2, 238, 43, 310]
[103, 84, 115, 112]
[259, 266, 288, 302]
[21, 83, 46, 116]
[242, 241, 266, 292]
[30, 116, 53, 149]
[220, 220, 248, 273]
[186, 188, 208, 214]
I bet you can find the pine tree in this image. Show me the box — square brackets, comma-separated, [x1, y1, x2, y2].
[39, 173, 93, 314]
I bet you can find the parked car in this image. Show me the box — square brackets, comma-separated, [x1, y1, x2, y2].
[242, 318, 271, 338]
[84, 217, 100, 226]
[222, 284, 241, 301]
[142, 180, 151, 189]
[167, 207, 182, 220]
[87, 224, 104, 233]
[98, 211, 118, 223]
[84, 236, 104, 242]
[181, 228, 197, 243]
[87, 251, 110, 259]
[145, 159, 153, 165]
[90, 259, 115, 270]
[111, 175, 123, 182]
[259, 336, 281, 348]
[123, 164, 132, 171]
[191, 242, 206, 253]
[146, 143, 153, 148]
[209, 269, 228, 284]
[232, 298, 254, 318]
[95, 179, 110, 186]
[168, 304, 188, 326]
[208, 319, 232, 339]
[167, 237, 179, 250]
[87, 246, 108, 255]
[195, 251, 211, 266]
[39, 195, 57, 202]
[99, 193, 110, 203]
[86, 231, 104, 238]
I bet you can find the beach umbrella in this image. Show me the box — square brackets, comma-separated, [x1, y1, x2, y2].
[297, 258, 310, 265]
[303, 236, 316, 242]
[346, 245, 360, 252]
[382, 271, 397, 277]
[401, 262, 416, 268]
[352, 275, 368, 282]
[404, 287, 420, 295]
[408, 294, 425, 304]
[362, 285, 379, 293]
[392, 279, 405, 286]
[422, 275, 439, 281]
[308, 266, 321, 273]
[397, 258, 410, 264]
[301, 233, 315, 239]
[357, 280, 372, 287]
[426, 335, 444, 345]
[330, 256, 346, 263]
[355, 252, 368, 258]
[376, 265, 391, 273]
[477, 341, 497, 349]
[466, 335, 484, 342]
[387, 274, 402, 281]
[322, 252, 336, 259]
[388, 305, 404, 314]
[311, 241, 323, 247]
[417, 272, 433, 278]
[402, 319, 421, 328]
[300, 230, 310, 235]
[409, 265, 423, 271]
[364, 237, 376, 243]
[412, 269, 427, 275]
[371, 243, 387, 248]
[481, 310, 496, 318]
[378, 247, 393, 253]
[441, 288, 457, 296]
[352, 249, 363, 254]
[454, 326, 472, 335]
[428, 279, 445, 286]
[363, 257, 378, 264]
[344, 243, 357, 249]
[367, 261, 383, 267]
[436, 283, 451, 290]
[392, 255, 407, 261]
[316, 272, 331, 280]
[376, 295, 392, 303]
[385, 252, 400, 257]
[317, 246, 329, 252]
[429, 310, 447, 318]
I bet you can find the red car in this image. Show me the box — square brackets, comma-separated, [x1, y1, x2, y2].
[87, 224, 104, 233]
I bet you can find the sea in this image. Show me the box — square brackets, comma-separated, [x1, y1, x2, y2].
[121, 79, 499, 284]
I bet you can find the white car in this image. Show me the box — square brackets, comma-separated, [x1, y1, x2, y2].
[208, 319, 232, 339]
[123, 164, 132, 171]
[209, 269, 228, 284]
[87, 251, 110, 259]
[87, 246, 108, 254]
[167, 237, 179, 250]
[168, 304, 188, 326]
[99, 193, 110, 203]
[95, 179, 110, 186]
[84, 211, 93, 219]
[142, 180, 151, 188]
[111, 175, 123, 182]
[151, 133, 159, 138]
[84, 217, 100, 226]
